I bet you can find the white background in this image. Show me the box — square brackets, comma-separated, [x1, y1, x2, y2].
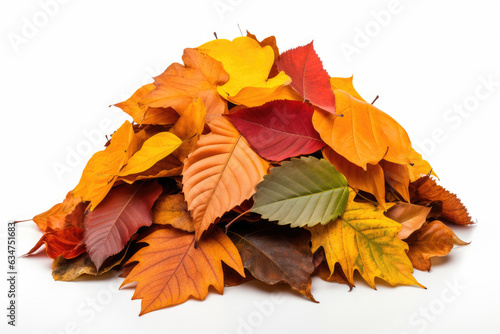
[1, 0, 499, 333]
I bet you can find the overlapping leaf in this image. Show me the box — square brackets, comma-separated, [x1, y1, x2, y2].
[227, 100, 325, 161]
[251, 157, 349, 227]
[386, 202, 431, 239]
[121, 226, 244, 315]
[32, 191, 82, 232]
[182, 117, 269, 240]
[152, 194, 194, 232]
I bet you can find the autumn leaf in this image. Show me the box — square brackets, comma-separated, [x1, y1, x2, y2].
[182, 117, 269, 240]
[141, 48, 229, 118]
[385, 203, 431, 239]
[228, 222, 317, 301]
[313, 248, 353, 288]
[152, 194, 194, 232]
[32, 192, 82, 232]
[73, 121, 141, 210]
[379, 159, 411, 202]
[313, 89, 413, 169]
[118, 156, 183, 184]
[197, 37, 291, 107]
[26, 227, 85, 259]
[405, 220, 468, 271]
[330, 76, 365, 102]
[408, 148, 436, 182]
[276, 41, 336, 114]
[410, 176, 473, 225]
[308, 190, 423, 288]
[252, 157, 348, 227]
[168, 98, 207, 161]
[121, 226, 244, 315]
[227, 100, 325, 161]
[114, 83, 180, 125]
[246, 31, 280, 77]
[117, 132, 182, 177]
[84, 181, 162, 270]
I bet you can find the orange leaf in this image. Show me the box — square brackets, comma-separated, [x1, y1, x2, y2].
[152, 194, 194, 232]
[73, 121, 141, 210]
[405, 220, 468, 271]
[141, 48, 229, 120]
[411, 176, 473, 225]
[379, 160, 411, 202]
[330, 76, 365, 102]
[32, 191, 82, 232]
[114, 83, 179, 125]
[26, 227, 85, 259]
[121, 226, 244, 315]
[182, 117, 269, 240]
[313, 90, 412, 169]
[385, 203, 431, 239]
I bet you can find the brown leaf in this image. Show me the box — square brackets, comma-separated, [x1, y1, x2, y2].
[405, 220, 469, 271]
[386, 203, 431, 239]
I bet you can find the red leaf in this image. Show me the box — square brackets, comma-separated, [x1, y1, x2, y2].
[84, 181, 163, 270]
[227, 100, 325, 161]
[276, 42, 336, 114]
[27, 227, 86, 259]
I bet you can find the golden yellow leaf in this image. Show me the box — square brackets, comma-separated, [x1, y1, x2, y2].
[73, 121, 139, 210]
[308, 190, 422, 288]
[197, 37, 291, 106]
[330, 76, 366, 102]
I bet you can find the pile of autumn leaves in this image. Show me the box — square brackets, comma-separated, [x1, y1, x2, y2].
[27, 33, 473, 316]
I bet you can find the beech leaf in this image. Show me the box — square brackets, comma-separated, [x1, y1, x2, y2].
[251, 156, 349, 227]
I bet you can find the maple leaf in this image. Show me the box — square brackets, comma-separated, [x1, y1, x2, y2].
[405, 220, 468, 271]
[152, 194, 194, 232]
[140, 48, 229, 119]
[313, 248, 353, 288]
[410, 176, 473, 225]
[227, 100, 325, 161]
[26, 227, 85, 259]
[32, 191, 82, 232]
[197, 37, 291, 107]
[308, 190, 423, 288]
[114, 83, 180, 125]
[386, 202, 431, 239]
[73, 121, 141, 210]
[251, 157, 349, 227]
[276, 41, 336, 114]
[313, 89, 413, 169]
[117, 131, 182, 177]
[84, 181, 162, 270]
[228, 222, 317, 301]
[121, 226, 244, 315]
[182, 117, 269, 241]
[168, 98, 207, 162]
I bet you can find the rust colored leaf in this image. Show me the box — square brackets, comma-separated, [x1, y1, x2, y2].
[182, 117, 269, 240]
[84, 181, 163, 271]
[121, 226, 244, 315]
[32, 192, 82, 232]
[386, 203, 431, 239]
[152, 194, 194, 232]
[276, 42, 336, 114]
[228, 222, 317, 301]
[26, 227, 85, 259]
[405, 220, 469, 271]
[411, 176, 473, 225]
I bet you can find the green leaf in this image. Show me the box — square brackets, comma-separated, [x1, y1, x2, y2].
[251, 156, 349, 227]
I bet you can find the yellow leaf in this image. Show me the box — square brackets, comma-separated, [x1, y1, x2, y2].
[330, 76, 366, 102]
[73, 121, 139, 210]
[118, 132, 182, 177]
[182, 117, 269, 240]
[168, 98, 207, 162]
[408, 148, 437, 182]
[197, 37, 291, 106]
[308, 190, 423, 288]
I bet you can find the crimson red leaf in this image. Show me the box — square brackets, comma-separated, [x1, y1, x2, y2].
[27, 227, 86, 259]
[84, 181, 162, 270]
[227, 100, 325, 161]
[276, 42, 336, 114]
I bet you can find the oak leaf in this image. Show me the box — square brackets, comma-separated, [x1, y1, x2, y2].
[405, 220, 468, 271]
[182, 117, 269, 240]
[228, 222, 317, 301]
[121, 226, 244, 315]
[308, 190, 423, 288]
[227, 100, 325, 161]
[276, 42, 336, 114]
[152, 194, 194, 232]
[84, 181, 162, 270]
[251, 157, 349, 227]
[141, 48, 229, 118]
[410, 176, 472, 225]
[197, 37, 291, 107]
